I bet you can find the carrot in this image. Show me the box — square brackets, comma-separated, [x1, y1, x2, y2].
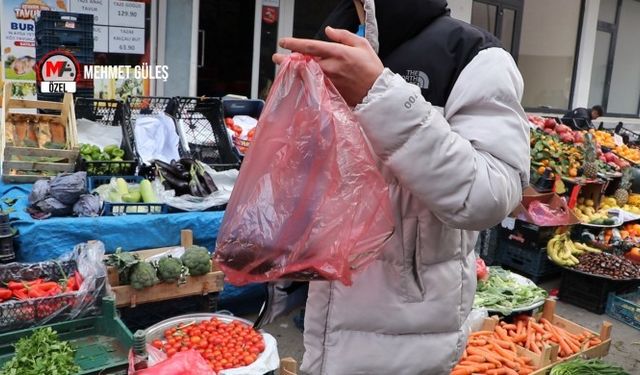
[531, 322, 546, 334]
[470, 330, 495, 337]
[466, 355, 486, 363]
[502, 324, 517, 331]
[511, 333, 527, 343]
[487, 368, 519, 375]
[495, 326, 511, 342]
[451, 367, 474, 375]
[516, 320, 524, 336]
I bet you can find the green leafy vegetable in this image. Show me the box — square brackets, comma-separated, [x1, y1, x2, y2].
[550, 358, 629, 375]
[0, 327, 80, 375]
[473, 267, 548, 314]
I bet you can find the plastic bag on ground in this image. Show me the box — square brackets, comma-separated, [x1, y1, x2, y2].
[214, 54, 394, 286]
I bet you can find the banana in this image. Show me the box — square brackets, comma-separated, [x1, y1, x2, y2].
[565, 239, 584, 256]
[573, 241, 602, 253]
[547, 236, 564, 264]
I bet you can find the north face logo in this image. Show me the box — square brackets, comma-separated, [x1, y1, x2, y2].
[402, 70, 429, 90]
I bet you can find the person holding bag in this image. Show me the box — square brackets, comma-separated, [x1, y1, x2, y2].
[271, 0, 530, 374]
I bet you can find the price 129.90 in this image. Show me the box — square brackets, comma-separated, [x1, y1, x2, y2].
[117, 10, 138, 17]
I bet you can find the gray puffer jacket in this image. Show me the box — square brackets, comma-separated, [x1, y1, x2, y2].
[299, 1, 530, 374]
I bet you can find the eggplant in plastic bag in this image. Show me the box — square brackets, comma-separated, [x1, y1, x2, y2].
[34, 197, 73, 218]
[214, 54, 394, 286]
[49, 172, 87, 205]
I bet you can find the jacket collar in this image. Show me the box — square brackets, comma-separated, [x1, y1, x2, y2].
[318, 0, 449, 58]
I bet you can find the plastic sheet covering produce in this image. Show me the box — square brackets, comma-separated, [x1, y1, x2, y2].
[0, 240, 108, 333]
[162, 167, 238, 212]
[134, 113, 181, 164]
[214, 54, 394, 286]
[77, 118, 123, 150]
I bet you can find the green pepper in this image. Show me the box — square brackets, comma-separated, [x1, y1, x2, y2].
[110, 148, 125, 158]
[91, 151, 101, 160]
[80, 144, 93, 155]
[112, 157, 123, 162]
[90, 145, 101, 155]
[99, 152, 111, 161]
[83, 155, 93, 162]
[104, 144, 119, 155]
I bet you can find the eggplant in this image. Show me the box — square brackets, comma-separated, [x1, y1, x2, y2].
[160, 170, 190, 192]
[155, 159, 190, 181]
[195, 161, 218, 193]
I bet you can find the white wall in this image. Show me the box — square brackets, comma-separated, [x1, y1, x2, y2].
[449, 0, 472, 22]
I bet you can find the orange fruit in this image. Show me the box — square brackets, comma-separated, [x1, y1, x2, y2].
[537, 166, 546, 175]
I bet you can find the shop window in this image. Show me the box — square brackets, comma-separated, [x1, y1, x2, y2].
[470, 0, 522, 58]
[607, 0, 640, 115]
[518, 0, 583, 111]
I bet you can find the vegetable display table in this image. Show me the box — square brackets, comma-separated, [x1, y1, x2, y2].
[0, 182, 262, 309]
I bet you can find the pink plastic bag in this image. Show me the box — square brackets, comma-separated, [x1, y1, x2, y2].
[214, 54, 394, 286]
[129, 348, 215, 375]
[527, 200, 572, 226]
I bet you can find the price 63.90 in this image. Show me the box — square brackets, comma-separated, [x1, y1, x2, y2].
[117, 10, 138, 17]
[118, 44, 137, 51]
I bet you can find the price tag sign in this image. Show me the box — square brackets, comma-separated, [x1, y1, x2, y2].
[108, 26, 144, 54]
[93, 25, 109, 53]
[614, 134, 624, 146]
[109, 0, 145, 28]
[262, 0, 279, 7]
[69, 0, 109, 25]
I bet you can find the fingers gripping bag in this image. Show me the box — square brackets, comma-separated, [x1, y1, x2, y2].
[214, 54, 394, 286]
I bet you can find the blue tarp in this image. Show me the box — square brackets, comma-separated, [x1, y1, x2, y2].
[0, 181, 264, 306]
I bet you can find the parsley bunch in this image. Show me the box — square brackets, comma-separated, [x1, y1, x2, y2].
[1, 327, 79, 375]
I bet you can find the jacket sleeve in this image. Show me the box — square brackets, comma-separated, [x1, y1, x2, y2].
[354, 47, 530, 231]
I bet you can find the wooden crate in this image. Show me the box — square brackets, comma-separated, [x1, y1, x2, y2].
[461, 299, 612, 375]
[1, 82, 79, 183]
[528, 299, 612, 375]
[107, 230, 225, 308]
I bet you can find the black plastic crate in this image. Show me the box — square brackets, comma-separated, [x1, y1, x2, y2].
[222, 99, 264, 160]
[87, 176, 167, 216]
[36, 28, 93, 44]
[122, 96, 181, 166]
[175, 97, 240, 166]
[0, 259, 99, 333]
[36, 11, 94, 33]
[37, 46, 94, 64]
[500, 221, 557, 251]
[475, 226, 500, 265]
[559, 268, 640, 314]
[496, 239, 560, 283]
[75, 98, 123, 127]
[75, 99, 137, 176]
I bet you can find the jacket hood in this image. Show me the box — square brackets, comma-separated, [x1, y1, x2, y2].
[318, 0, 449, 58]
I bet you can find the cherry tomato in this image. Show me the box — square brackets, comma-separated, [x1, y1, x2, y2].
[151, 339, 163, 350]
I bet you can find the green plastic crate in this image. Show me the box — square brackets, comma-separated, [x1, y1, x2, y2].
[0, 297, 133, 374]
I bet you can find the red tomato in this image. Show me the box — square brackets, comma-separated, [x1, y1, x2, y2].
[151, 340, 163, 350]
[166, 347, 177, 357]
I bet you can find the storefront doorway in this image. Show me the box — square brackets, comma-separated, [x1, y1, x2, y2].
[197, 0, 255, 97]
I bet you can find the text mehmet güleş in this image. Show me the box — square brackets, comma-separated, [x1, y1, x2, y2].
[83, 64, 169, 82]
